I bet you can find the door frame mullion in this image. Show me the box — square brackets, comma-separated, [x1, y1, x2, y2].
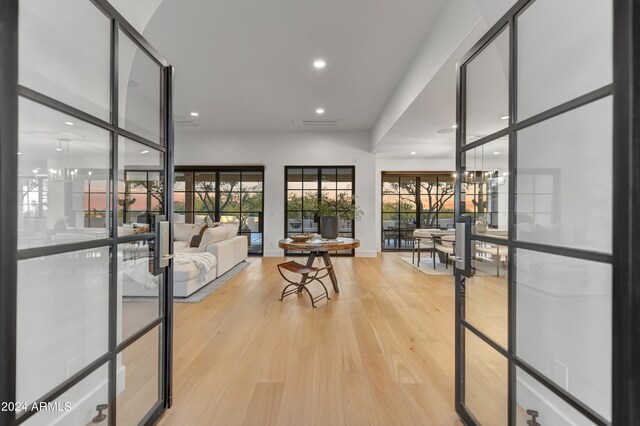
[0, 1, 19, 425]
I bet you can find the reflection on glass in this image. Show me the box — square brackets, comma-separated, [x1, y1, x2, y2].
[465, 29, 509, 143]
[516, 367, 598, 425]
[117, 327, 160, 424]
[21, 365, 109, 426]
[516, 249, 611, 420]
[118, 137, 164, 234]
[337, 168, 353, 190]
[462, 138, 509, 234]
[516, 97, 612, 253]
[119, 31, 161, 144]
[303, 169, 318, 190]
[517, 0, 612, 120]
[321, 168, 337, 189]
[18, 98, 110, 249]
[19, 0, 111, 120]
[118, 241, 161, 343]
[241, 171, 263, 192]
[466, 243, 508, 348]
[465, 330, 508, 425]
[17, 248, 109, 405]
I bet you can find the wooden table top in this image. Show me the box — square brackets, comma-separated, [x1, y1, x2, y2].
[278, 237, 360, 252]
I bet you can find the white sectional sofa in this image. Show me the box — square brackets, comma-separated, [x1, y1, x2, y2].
[123, 221, 248, 298]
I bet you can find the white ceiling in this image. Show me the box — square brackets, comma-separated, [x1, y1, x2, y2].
[141, 0, 449, 132]
[375, 21, 488, 160]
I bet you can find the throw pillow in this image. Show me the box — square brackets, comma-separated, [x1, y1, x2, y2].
[189, 225, 209, 247]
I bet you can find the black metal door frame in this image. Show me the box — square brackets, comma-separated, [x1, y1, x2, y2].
[454, 0, 639, 424]
[0, 1, 175, 424]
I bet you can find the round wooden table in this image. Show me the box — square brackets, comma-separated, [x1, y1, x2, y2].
[278, 237, 360, 293]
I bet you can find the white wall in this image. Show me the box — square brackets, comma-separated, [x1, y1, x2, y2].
[371, 0, 482, 151]
[374, 157, 455, 251]
[175, 130, 377, 257]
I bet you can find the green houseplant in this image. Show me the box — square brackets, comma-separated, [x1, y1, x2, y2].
[316, 193, 363, 239]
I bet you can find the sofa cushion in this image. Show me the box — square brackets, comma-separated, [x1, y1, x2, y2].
[178, 246, 205, 254]
[223, 222, 239, 239]
[190, 225, 210, 247]
[174, 241, 189, 251]
[199, 226, 227, 247]
[174, 223, 198, 242]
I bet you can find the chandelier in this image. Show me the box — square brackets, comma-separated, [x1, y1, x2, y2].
[48, 138, 78, 182]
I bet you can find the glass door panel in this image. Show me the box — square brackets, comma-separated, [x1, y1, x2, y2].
[464, 330, 508, 425]
[464, 30, 509, 144]
[118, 137, 164, 233]
[118, 241, 162, 343]
[18, 0, 111, 121]
[118, 31, 162, 145]
[456, 1, 615, 425]
[117, 326, 161, 424]
[12, 2, 173, 425]
[16, 247, 110, 406]
[17, 98, 111, 249]
[516, 0, 612, 120]
[462, 139, 509, 234]
[515, 249, 612, 420]
[515, 97, 613, 253]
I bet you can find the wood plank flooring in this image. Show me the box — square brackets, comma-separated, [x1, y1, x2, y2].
[157, 253, 468, 426]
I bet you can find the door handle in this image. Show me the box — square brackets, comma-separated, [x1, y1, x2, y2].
[455, 215, 472, 277]
[162, 254, 175, 260]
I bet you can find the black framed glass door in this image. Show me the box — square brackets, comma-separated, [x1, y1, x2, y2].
[284, 166, 356, 256]
[0, 1, 174, 425]
[381, 172, 455, 250]
[453, 0, 637, 424]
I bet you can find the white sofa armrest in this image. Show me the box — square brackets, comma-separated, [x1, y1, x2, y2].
[204, 239, 235, 276]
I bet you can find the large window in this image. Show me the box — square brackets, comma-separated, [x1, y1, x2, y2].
[174, 167, 264, 255]
[381, 172, 455, 250]
[285, 166, 355, 255]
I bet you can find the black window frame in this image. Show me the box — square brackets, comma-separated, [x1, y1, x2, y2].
[381, 171, 455, 251]
[284, 166, 356, 256]
[0, 1, 176, 424]
[174, 166, 265, 255]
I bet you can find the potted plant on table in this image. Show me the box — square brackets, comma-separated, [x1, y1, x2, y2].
[316, 193, 364, 239]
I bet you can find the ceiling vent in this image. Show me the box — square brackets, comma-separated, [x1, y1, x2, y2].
[21, 130, 84, 139]
[293, 119, 345, 127]
[173, 114, 201, 127]
[174, 119, 201, 127]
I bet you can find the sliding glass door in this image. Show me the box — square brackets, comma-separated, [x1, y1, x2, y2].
[173, 167, 265, 255]
[454, 0, 638, 424]
[1, 1, 174, 425]
[381, 172, 455, 250]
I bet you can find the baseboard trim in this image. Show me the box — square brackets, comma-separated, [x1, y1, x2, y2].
[355, 250, 377, 258]
[264, 249, 377, 258]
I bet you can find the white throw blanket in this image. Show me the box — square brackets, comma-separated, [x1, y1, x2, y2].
[123, 257, 159, 290]
[174, 252, 217, 284]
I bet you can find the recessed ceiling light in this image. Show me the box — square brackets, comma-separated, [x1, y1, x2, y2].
[452, 124, 458, 129]
[493, 151, 501, 155]
[453, 173, 457, 178]
[410, 151, 416, 155]
[88, 171, 92, 176]
[65, 121, 74, 126]
[313, 59, 326, 69]
[315, 108, 325, 115]
[140, 150, 149, 154]
[500, 115, 509, 120]
[56, 147, 63, 152]
[190, 112, 199, 117]
[17, 152, 22, 155]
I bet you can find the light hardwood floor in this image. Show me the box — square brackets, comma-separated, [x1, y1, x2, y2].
[157, 253, 469, 426]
